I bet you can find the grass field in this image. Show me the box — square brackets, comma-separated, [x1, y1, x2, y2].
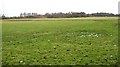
[2, 17, 118, 65]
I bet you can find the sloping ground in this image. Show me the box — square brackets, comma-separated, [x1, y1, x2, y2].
[2, 17, 118, 65]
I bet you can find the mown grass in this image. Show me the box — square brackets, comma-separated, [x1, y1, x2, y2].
[2, 17, 118, 65]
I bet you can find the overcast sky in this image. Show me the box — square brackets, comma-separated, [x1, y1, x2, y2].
[0, 0, 119, 17]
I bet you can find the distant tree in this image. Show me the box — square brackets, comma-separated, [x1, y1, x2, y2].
[19, 12, 117, 18]
[2, 14, 7, 19]
[2, 14, 5, 18]
[23, 12, 26, 17]
[20, 13, 23, 17]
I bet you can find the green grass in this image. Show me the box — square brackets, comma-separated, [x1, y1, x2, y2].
[2, 17, 118, 65]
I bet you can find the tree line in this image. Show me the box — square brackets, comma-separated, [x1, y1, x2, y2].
[1, 12, 119, 19]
